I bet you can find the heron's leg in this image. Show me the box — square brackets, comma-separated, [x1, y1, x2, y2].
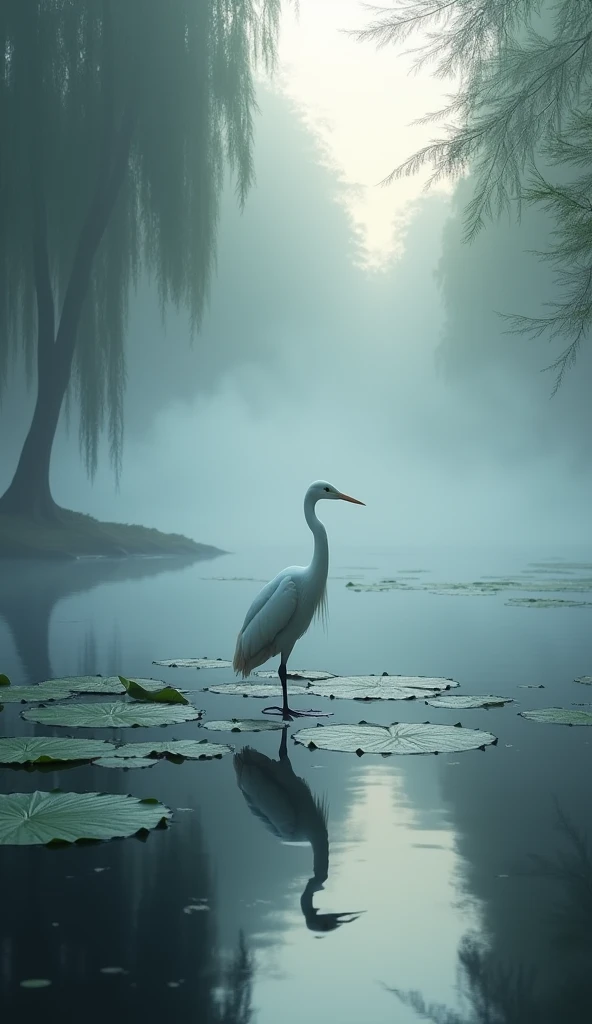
[261, 661, 334, 721]
[279, 660, 290, 719]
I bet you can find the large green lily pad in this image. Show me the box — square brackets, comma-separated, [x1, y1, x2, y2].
[519, 708, 592, 725]
[38, 675, 171, 695]
[0, 737, 114, 765]
[205, 682, 309, 698]
[22, 701, 204, 729]
[256, 669, 335, 681]
[425, 694, 514, 709]
[202, 719, 284, 733]
[0, 674, 10, 686]
[294, 722, 496, 755]
[152, 658, 231, 669]
[307, 676, 458, 701]
[112, 739, 232, 760]
[0, 791, 171, 845]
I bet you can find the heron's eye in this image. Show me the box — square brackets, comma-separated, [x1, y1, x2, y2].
[324, 487, 330, 492]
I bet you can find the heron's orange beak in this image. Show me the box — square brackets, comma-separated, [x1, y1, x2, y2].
[338, 491, 365, 506]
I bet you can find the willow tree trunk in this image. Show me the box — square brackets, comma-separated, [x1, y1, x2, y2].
[0, 107, 134, 522]
[0, 334, 71, 522]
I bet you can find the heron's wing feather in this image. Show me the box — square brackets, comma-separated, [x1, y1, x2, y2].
[240, 574, 285, 632]
[238, 576, 298, 666]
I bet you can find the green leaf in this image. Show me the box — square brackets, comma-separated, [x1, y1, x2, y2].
[153, 658, 232, 669]
[22, 701, 204, 729]
[519, 708, 592, 726]
[118, 676, 189, 705]
[0, 685, 74, 704]
[205, 682, 309, 698]
[20, 979, 52, 989]
[307, 676, 459, 701]
[202, 719, 284, 733]
[39, 675, 172, 695]
[255, 669, 335, 681]
[112, 740, 233, 760]
[0, 791, 172, 845]
[425, 694, 514, 709]
[0, 737, 114, 765]
[93, 757, 157, 769]
[293, 722, 497, 755]
[574, 676, 592, 685]
[0, 674, 10, 686]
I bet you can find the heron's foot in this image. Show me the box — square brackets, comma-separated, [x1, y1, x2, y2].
[262, 704, 334, 722]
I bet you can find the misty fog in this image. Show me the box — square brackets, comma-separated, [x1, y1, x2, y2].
[3, 86, 589, 550]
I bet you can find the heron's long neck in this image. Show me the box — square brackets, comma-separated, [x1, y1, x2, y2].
[304, 493, 328, 581]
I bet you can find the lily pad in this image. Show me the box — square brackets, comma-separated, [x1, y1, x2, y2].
[22, 701, 204, 729]
[519, 708, 592, 726]
[112, 739, 233, 760]
[425, 694, 514, 709]
[118, 676, 188, 705]
[0, 674, 10, 687]
[0, 737, 114, 765]
[506, 598, 592, 609]
[293, 722, 497, 755]
[256, 669, 336, 681]
[205, 682, 309, 698]
[0, 791, 171, 845]
[307, 676, 458, 701]
[20, 978, 52, 989]
[574, 676, 592, 685]
[0, 685, 75, 703]
[39, 675, 171, 695]
[94, 757, 157, 769]
[346, 579, 417, 593]
[152, 658, 232, 669]
[201, 719, 284, 733]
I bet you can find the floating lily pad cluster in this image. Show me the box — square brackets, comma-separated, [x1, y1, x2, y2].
[345, 561, 592, 608]
[2, 642, 589, 845]
[0, 671, 233, 847]
[205, 674, 461, 702]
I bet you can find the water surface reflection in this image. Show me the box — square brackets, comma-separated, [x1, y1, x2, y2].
[0, 547, 590, 1022]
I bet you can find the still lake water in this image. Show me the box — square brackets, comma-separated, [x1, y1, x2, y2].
[1, 544, 591, 1023]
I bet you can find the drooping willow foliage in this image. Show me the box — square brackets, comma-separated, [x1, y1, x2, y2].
[356, 1, 592, 387]
[0, 0, 283, 479]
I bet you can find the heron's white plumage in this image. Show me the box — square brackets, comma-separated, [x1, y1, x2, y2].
[233, 480, 364, 708]
[233, 575, 298, 677]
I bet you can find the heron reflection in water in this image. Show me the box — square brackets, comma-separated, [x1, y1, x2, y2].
[234, 727, 363, 932]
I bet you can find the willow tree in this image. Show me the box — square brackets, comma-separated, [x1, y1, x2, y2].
[0, 0, 282, 520]
[356, 0, 592, 387]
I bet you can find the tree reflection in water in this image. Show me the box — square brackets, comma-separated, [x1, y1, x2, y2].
[389, 809, 592, 1024]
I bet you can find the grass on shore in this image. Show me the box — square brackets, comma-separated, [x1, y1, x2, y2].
[0, 508, 224, 560]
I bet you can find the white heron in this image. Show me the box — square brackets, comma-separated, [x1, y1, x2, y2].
[233, 480, 365, 720]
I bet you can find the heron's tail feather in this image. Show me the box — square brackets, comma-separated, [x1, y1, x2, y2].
[233, 633, 251, 678]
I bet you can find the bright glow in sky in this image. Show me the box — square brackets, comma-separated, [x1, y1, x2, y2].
[275, 0, 453, 267]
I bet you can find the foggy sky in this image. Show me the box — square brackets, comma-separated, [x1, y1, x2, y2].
[2, 87, 591, 550]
